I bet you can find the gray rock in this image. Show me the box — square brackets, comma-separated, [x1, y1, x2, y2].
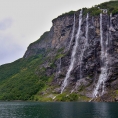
[23, 11, 118, 99]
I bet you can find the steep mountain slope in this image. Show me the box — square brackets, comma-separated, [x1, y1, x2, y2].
[1, 1, 118, 102]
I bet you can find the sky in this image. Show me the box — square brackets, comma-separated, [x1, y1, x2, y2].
[0, 0, 108, 65]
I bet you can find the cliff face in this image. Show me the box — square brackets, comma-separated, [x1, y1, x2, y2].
[24, 14, 74, 58]
[23, 8, 118, 101]
[23, 31, 51, 58]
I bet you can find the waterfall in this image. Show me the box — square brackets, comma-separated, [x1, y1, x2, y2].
[85, 13, 89, 46]
[72, 13, 89, 93]
[68, 14, 75, 50]
[93, 13, 108, 98]
[61, 10, 83, 93]
[79, 13, 89, 79]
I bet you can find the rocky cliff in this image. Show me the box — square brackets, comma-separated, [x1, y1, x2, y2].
[23, 1, 118, 101]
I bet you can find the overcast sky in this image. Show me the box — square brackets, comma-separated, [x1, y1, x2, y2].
[0, 0, 108, 65]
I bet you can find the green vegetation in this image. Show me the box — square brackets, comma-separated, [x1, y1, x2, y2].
[52, 10, 75, 22]
[83, 1, 118, 16]
[54, 93, 90, 102]
[59, 10, 75, 17]
[52, 1, 118, 22]
[0, 43, 66, 101]
[115, 90, 118, 95]
[55, 93, 78, 101]
[0, 54, 51, 101]
[97, 0, 118, 15]
[33, 92, 90, 102]
[83, 7, 101, 16]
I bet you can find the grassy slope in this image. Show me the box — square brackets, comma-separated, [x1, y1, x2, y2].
[0, 54, 47, 100]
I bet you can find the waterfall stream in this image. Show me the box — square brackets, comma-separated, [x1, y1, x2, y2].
[93, 13, 109, 98]
[61, 10, 83, 93]
[71, 13, 89, 93]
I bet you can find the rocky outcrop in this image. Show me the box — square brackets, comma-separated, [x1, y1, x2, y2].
[23, 14, 75, 58]
[23, 31, 51, 58]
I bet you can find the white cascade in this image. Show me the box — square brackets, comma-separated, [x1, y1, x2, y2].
[71, 13, 89, 93]
[93, 13, 109, 98]
[68, 14, 76, 50]
[79, 13, 89, 79]
[61, 10, 83, 93]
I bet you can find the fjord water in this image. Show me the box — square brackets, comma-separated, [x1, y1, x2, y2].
[0, 102, 118, 118]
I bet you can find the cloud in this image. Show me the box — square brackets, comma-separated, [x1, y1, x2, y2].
[0, 33, 25, 65]
[0, 45, 25, 65]
[0, 18, 13, 30]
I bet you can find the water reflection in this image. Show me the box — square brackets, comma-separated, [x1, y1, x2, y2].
[93, 102, 110, 118]
[60, 102, 78, 118]
[0, 102, 118, 118]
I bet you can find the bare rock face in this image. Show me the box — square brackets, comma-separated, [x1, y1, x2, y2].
[23, 31, 51, 58]
[51, 15, 73, 49]
[23, 10, 118, 100]
[23, 14, 74, 58]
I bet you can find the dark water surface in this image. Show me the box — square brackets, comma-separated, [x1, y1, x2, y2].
[0, 102, 118, 118]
